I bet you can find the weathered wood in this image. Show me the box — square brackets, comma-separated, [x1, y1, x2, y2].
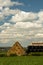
[7, 41, 26, 56]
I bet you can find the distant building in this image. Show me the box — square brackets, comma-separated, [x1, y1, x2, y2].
[7, 41, 26, 56]
[26, 42, 43, 53]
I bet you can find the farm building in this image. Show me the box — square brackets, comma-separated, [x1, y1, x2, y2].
[27, 42, 43, 53]
[7, 41, 26, 56]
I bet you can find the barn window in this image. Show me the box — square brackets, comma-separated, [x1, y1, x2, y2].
[18, 51, 21, 54]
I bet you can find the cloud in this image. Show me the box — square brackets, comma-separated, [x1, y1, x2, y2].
[14, 22, 42, 28]
[36, 11, 43, 24]
[0, 6, 3, 10]
[9, 10, 43, 27]
[0, 22, 42, 44]
[2, 8, 20, 16]
[0, 12, 4, 20]
[38, 11, 43, 20]
[0, 8, 21, 20]
[13, 1, 24, 6]
[0, 23, 12, 32]
[0, 7, 43, 45]
[0, 0, 24, 7]
[1, 7, 43, 24]
[0, 0, 43, 46]
[35, 33, 43, 38]
[0, 0, 24, 20]
[10, 11, 37, 22]
[0, 26, 24, 43]
[3, 23, 11, 27]
[0, 0, 14, 7]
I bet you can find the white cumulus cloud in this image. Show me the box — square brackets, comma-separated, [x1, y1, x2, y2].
[14, 22, 42, 28]
[35, 33, 43, 38]
[0, 0, 24, 7]
[10, 11, 37, 22]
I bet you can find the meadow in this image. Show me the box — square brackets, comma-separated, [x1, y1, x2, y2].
[0, 56, 43, 65]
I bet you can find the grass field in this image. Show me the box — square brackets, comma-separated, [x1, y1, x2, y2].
[0, 56, 43, 65]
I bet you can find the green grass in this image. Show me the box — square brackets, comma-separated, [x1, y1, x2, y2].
[0, 56, 43, 65]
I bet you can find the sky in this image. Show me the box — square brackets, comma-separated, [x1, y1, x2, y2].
[0, 0, 43, 47]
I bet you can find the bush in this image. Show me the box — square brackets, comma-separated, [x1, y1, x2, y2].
[32, 54, 40, 56]
[27, 52, 43, 56]
[10, 54, 17, 56]
[0, 53, 7, 57]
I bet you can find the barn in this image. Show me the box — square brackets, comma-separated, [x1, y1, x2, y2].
[7, 41, 26, 56]
[27, 43, 43, 54]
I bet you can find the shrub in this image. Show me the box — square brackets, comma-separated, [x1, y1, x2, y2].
[10, 54, 17, 56]
[0, 54, 6, 57]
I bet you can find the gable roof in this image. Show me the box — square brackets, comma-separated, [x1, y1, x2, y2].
[7, 41, 25, 56]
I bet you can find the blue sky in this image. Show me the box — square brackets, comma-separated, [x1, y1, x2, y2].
[11, 0, 43, 12]
[0, 0, 43, 47]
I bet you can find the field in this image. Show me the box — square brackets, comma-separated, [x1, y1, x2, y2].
[0, 56, 43, 65]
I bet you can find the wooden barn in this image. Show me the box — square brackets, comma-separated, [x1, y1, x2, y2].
[7, 41, 25, 56]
